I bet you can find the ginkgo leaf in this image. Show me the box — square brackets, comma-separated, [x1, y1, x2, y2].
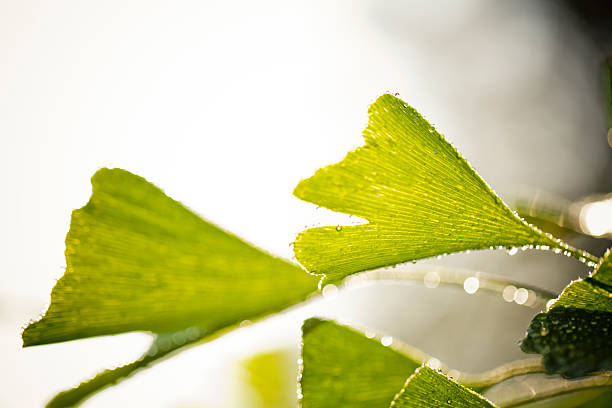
[521, 248, 612, 377]
[22, 168, 318, 345]
[299, 318, 423, 407]
[300, 319, 610, 408]
[390, 366, 497, 408]
[293, 94, 596, 281]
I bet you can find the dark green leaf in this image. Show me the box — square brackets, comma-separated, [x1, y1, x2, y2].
[521, 249, 612, 377]
[293, 94, 595, 281]
[391, 366, 496, 408]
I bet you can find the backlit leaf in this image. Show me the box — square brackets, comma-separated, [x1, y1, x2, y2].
[391, 366, 497, 408]
[22, 169, 319, 406]
[300, 318, 423, 407]
[293, 94, 595, 281]
[23, 168, 318, 346]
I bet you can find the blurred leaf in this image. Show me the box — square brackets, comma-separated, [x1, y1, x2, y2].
[293, 94, 595, 281]
[521, 248, 612, 377]
[391, 366, 496, 408]
[23, 168, 318, 345]
[242, 350, 297, 408]
[577, 388, 612, 407]
[300, 318, 422, 408]
[604, 57, 612, 127]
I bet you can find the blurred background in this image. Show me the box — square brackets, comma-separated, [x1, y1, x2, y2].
[1, 0, 611, 406]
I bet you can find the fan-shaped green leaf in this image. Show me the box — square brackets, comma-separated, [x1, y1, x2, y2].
[521, 248, 612, 377]
[293, 94, 596, 281]
[23, 168, 318, 346]
[23, 168, 320, 405]
[300, 318, 423, 407]
[391, 366, 497, 408]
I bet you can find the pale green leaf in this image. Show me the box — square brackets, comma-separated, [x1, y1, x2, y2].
[22, 168, 319, 406]
[23, 168, 318, 346]
[241, 349, 297, 408]
[293, 94, 596, 281]
[391, 366, 496, 408]
[300, 318, 423, 407]
[521, 248, 612, 377]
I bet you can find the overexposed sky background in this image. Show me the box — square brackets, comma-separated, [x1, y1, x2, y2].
[1, 1, 611, 407]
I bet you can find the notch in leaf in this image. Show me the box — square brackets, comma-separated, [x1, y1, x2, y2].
[521, 248, 612, 378]
[293, 94, 596, 281]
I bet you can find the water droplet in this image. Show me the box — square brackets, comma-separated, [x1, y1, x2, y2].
[157, 337, 172, 351]
[426, 358, 441, 370]
[463, 277, 479, 294]
[147, 344, 159, 356]
[502, 285, 517, 302]
[171, 331, 187, 345]
[506, 247, 518, 256]
[336, 226, 343, 231]
[514, 288, 529, 305]
[322, 284, 338, 299]
[424, 271, 440, 289]
[186, 326, 201, 340]
[447, 369, 460, 380]
[381, 336, 393, 346]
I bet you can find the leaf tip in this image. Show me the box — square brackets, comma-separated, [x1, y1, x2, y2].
[21, 318, 44, 347]
[302, 317, 327, 335]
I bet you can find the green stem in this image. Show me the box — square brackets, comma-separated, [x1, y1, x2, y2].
[491, 372, 612, 408]
[339, 265, 556, 308]
[460, 358, 545, 392]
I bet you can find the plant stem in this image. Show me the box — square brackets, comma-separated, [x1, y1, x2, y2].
[489, 372, 612, 408]
[369, 330, 611, 407]
[459, 358, 545, 391]
[339, 264, 556, 308]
